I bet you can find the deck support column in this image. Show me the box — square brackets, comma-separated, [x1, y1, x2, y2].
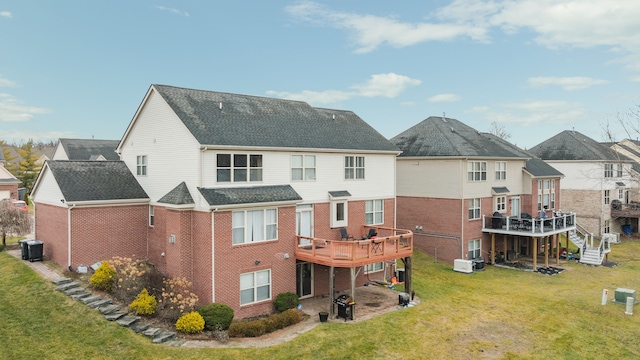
[350, 267, 356, 320]
[554, 234, 559, 265]
[503, 235, 507, 262]
[404, 256, 412, 296]
[533, 237, 538, 271]
[329, 266, 335, 318]
[491, 233, 495, 264]
[544, 235, 549, 268]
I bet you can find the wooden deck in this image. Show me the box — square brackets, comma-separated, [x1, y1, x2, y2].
[482, 212, 577, 237]
[294, 226, 413, 268]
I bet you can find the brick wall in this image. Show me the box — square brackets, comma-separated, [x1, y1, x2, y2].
[34, 203, 68, 266]
[561, 188, 602, 234]
[0, 183, 18, 200]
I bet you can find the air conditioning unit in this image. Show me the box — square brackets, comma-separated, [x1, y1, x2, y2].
[454, 259, 473, 274]
[614, 288, 637, 304]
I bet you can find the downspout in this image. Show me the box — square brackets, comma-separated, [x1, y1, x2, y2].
[211, 208, 216, 303]
[67, 202, 76, 269]
[461, 159, 466, 259]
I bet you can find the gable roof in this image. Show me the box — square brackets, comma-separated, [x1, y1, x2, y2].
[390, 116, 531, 158]
[45, 161, 148, 202]
[524, 157, 564, 177]
[140, 84, 399, 152]
[58, 139, 120, 161]
[0, 166, 19, 183]
[198, 185, 301, 208]
[529, 130, 627, 161]
[158, 182, 194, 206]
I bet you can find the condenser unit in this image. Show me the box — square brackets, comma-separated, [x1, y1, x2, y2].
[453, 259, 473, 274]
[614, 288, 637, 304]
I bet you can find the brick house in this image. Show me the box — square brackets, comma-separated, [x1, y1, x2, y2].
[31, 84, 413, 319]
[0, 151, 20, 200]
[530, 130, 637, 237]
[390, 116, 570, 267]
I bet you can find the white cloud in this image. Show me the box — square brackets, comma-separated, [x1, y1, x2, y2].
[0, 75, 16, 87]
[267, 72, 420, 104]
[467, 100, 589, 126]
[428, 93, 462, 102]
[0, 11, 11, 18]
[528, 76, 609, 91]
[155, 6, 189, 17]
[0, 93, 53, 122]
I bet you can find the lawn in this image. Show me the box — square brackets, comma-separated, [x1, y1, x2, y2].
[2, 240, 640, 359]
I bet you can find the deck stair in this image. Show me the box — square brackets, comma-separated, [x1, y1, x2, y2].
[567, 223, 612, 266]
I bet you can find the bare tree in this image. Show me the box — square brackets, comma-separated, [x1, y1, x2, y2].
[0, 199, 32, 247]
[489, 121, 512, 141]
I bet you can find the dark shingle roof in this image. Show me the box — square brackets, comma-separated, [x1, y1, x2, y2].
[47, 161, 148, 202]
[59, 139, 120, 161]
[198, 185, 301, 207]
[328, 190, 351, 198]
[390, 116, 531, 158]
[524, 157, 564, 177]
[152, 85, 399, 152]
[529, 130, 626, 161]
[158, 182, 194, 205]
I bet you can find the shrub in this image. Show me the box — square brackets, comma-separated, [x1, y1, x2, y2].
[197, 303, 234, 331]
[89, 261, 117, 292]
[129, 288, 157, 316]
[175, 311, 205, 334]
[274, 291, 300, 313]
[228, 309, 304, 338]
[157, 277, 199, 322]
[0, 243, 4, 252]
[109, 256, 148, 304]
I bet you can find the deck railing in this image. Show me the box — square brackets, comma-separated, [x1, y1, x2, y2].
[483, 212, 576, 235]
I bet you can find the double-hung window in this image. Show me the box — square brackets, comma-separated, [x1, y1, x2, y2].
[364, 262, 384, 274]
[149, 205, 154, 226]
[467, 161, 486, 181]
[365, 199, 383, 225]
[495, 161, 506, 180]
[468, 239, 481, 260]
[217, 154, 263, 183]
[616, 163, 623, 177]
[495, 196, 506, 213]
[604, 190, 610, 205]
[232, 209, 277, 244]
[604, 163, 613, 178]
[292, 155, 316, 181]
[137, 155, 147, 176]
[468, 198, 481, 220]
[240, 270, 271, 305]
[345, 156, 365, 179]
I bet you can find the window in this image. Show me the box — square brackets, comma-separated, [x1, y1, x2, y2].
[603, 219, 610, 234]
[149, 205, 154, 226]
[604, 190, 610, 205]
[495, 196, 506, 213]
[217, 154, 263, 183]
[468, 198, 481, 220]
[468, 239, 481, 260]
[495, 162, 506, 180]
[292, 155, 316, 181]
[467, 161, 486, 181]
[616, 163, 623, 177]
[344, 156, 365, 179]
[619, 189, 624, 199]
[365, 199, 384, 225]
[538, 179, 555, 210]
[364, 262, 384, 274]
[136, 155, 147, 176]
[551, 193, 556, 209]
[604, 163, 613, 178]
[232, 209, 277, 244]
[331, 200, 348, 228]
[240, 270, 271, 305]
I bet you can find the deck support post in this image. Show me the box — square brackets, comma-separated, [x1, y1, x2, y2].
[404, 256, 412, 296]
[533, 237, 538, 271]
[544, 235, 549, 268]
[491, 233, 495, 264]
[329, 266, 335, 318]
[503, 235, 507, 263]
[554, 234, 559, 265]
[350, 267, 356, 320]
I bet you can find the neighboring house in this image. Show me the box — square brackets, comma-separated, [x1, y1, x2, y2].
[530, 130, 637, 238]
[391, 116, 575, 268]
[0, 151, 20, 200]
[32, 84, 413, 319]
[52, 138, 120, 161]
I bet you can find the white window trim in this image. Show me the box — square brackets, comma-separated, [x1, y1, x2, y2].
[240, 269, 271, 306]
[232, 208, 278, 245]
[331, 200, 348, 228]
[364, 262, 384, 274]
[365, 199, 384, 225]
[137, 155, 147, 176]
[344, 155, 365, 180]
[467, 161, 487, 182]
[495, 161, 506, 180]
[468, 198, 481, 220]
[494, 196, 506, 213]
[149, 205, 154, 227]
[468, 239, 481, 260]
[291, 154, 316, 181]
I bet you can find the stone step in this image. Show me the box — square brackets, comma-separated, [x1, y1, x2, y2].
[152, 331, 176, 344]
[51, 278, 73, 286]
[142, 327, 163, 338]
[104, 311, 127, 321]
[55, 282, 80, 292]
[163, 338, 186, 347]
[65, 287, 87, 296]
[80, 295, 103, 305]
[98, 304, 121, 315]
[88, 298, 112, 309]
[116, 315, 141, 327]
[130, 321, 150, 333]
[70, 291, 92, 301]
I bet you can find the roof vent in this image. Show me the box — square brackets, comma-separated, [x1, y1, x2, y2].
[442, 112, 446, 122]
[332, 114, 335, 120]
[219, 102, 223, 110]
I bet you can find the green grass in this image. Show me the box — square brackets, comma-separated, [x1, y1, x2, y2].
[2, 241, 640, 359]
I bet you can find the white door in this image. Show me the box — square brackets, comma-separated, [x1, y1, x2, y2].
[511, 197, 520, 217]
[296, 204, 313, 246]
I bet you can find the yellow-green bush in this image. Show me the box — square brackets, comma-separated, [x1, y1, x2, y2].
[89, 261, 117, 292]
[175, 311, 205, 334]
[129, 288, 157, 316]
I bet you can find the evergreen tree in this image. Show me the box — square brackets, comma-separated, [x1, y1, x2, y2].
[0, 140, 18, 173]
[15, 139, 41, 195]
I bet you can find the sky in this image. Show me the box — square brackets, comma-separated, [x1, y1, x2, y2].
[1, 1, 639, 149]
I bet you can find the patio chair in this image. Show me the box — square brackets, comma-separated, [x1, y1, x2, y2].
[339, 227, 354, 241]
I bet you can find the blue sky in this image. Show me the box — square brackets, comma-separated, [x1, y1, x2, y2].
[1, 1, 639, 149]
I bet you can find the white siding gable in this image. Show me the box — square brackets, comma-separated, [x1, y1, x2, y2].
[31, 167, 66, 207]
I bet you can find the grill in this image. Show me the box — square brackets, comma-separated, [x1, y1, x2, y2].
[334, 294, 355, 321]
